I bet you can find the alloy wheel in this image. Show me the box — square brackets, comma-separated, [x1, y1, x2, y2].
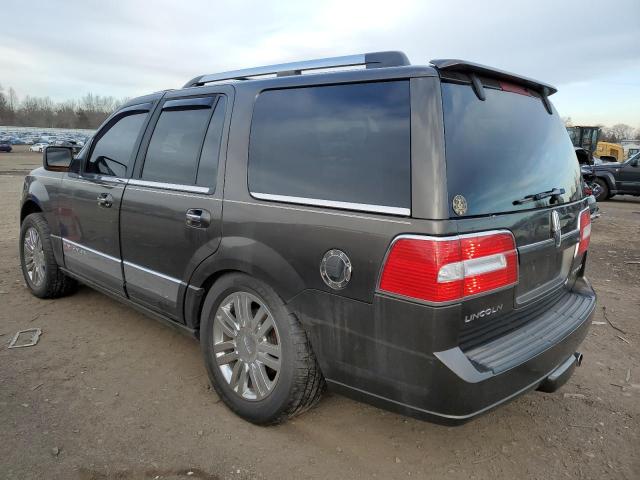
[212, 291, 282, 401]
[23, 227, 45, 287]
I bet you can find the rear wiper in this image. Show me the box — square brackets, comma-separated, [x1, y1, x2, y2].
[513, 187, 565, 205]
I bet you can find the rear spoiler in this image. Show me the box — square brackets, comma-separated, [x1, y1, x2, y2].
[430, 59, 557, 96]
[430, 59, 556, 112]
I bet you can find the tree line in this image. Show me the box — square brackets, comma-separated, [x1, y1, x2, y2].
[0, 84, 126, 130]
[597, 124, 640, 143]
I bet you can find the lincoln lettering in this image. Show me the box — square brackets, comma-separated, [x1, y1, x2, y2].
[464, 304, 503, 323]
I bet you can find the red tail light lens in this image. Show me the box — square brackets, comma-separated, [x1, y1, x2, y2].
[577, 209, 591, 257]
[379, 231, 518, 303]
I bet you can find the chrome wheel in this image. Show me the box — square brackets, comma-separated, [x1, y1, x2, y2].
[213, 291, 282, 401]
[23, 227, 45, 287]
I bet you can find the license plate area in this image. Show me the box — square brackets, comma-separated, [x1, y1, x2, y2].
[515, 244, 574, 306]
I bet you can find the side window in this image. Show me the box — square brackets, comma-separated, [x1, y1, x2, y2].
[86, 112, 148, 177]
[248, 81, 411, 211]
[141, 96, 225, 188]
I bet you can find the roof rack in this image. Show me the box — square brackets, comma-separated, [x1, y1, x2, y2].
[183, 51, 410, 88]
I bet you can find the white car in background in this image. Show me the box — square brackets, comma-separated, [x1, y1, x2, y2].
[29, 143, 48, 152]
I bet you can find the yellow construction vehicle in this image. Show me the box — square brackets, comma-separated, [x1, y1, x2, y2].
[596, 142, 625, 162]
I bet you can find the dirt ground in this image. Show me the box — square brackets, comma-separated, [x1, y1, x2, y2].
[1, 146, 638, 479]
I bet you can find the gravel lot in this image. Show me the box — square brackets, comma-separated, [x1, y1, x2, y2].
[1, 146, 638, 479]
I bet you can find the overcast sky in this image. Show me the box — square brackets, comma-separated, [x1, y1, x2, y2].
[2, 0, 639, 126]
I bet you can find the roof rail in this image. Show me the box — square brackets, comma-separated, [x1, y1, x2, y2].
[183, 51, 410, 88]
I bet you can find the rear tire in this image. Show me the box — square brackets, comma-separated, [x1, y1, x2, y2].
[200, 273, 325, 425]
[594, 179, 609, 201]
[19, 213, 77, 298]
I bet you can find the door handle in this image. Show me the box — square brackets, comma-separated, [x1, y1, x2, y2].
[97, 193, 113, 208]
[186, 208, 211, 228]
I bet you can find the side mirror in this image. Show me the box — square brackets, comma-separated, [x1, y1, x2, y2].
[43, 146, 73, 172]
[631, 159, 639, 167]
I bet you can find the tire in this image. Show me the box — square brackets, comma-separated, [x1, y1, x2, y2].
[594, 178, 609, 201]
[19, 213, 77, 298]
[200, 273, 325, 425]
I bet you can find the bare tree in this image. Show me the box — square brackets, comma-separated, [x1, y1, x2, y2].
[8, 87, 18, 111]
[608, 123, 635, 143]
[0, 85, 127, 129]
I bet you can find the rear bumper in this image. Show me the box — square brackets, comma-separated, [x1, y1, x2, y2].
[290, 277, 596, 424]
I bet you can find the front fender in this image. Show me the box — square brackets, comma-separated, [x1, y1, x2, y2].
[21, 170, 65, 263]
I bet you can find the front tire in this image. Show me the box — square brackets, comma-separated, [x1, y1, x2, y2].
[19, 213, 77, 298]
[594, 178, 609, 201]
[200, 273, 325, 425]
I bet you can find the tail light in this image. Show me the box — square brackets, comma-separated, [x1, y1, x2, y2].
[379, 231, 518, 303]
[576, 208, 591, 257]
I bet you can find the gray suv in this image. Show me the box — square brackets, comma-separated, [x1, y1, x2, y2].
[19, 51, 596, 425]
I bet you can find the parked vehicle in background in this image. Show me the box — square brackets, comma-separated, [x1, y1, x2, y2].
[591, 151, 640, 201]
[0, 141, 12, 153]
[621, 141, 640, 159]
[29, 143, 48, 152]
[19, 51, 596, 425]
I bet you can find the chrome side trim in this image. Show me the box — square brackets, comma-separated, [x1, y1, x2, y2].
[123, 260, 184, 285]
[62, 238, 122, 282]
[250, 192, 410, 217]
[123, 261, 184, 306]
[224, 199, 411, 225]
[128, 179, 211, 194]
[62, 238, 120, 263]
[64, 176, 127, 187]
[127, 187, 221, 200]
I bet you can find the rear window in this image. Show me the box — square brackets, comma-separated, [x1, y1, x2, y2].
[249, 81, 411, 214]
[442, 82, 582, 217]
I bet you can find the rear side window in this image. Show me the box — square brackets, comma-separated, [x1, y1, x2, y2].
[142, 96, 225, 188]
[196, 97, 226, 187]
[86, 112, 147, 177]
[249, 81, 411, 213]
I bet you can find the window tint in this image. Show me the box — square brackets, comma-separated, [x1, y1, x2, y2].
[441, 83, 582, 217]
[86, 112, 147, 177]
[249, 81, 411, 210]
[142, 105, 212, 185]
[196, 97, 226, 187]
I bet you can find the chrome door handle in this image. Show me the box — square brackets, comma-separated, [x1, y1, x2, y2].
[97, 193, 113, 208]
[186, 209, 210, 228]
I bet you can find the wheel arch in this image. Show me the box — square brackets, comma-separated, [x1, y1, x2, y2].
[20, 199, 43, 224]
[185, 237, 306, 331]
[595, 171, 616, 190]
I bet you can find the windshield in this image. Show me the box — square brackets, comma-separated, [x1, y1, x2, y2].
[442, 82, 582, 217]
